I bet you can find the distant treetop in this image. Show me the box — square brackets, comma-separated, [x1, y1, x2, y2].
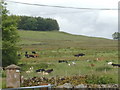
[11, 15, 60, 31]
[112, 32, 120, 40]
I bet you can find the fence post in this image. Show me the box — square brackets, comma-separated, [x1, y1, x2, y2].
[5, 64, 21, 88]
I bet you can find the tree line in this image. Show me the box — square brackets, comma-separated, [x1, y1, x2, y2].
[11, 15, 60, 31]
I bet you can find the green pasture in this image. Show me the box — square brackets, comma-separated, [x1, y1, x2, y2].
[18, 30, 117, 50]
[2, 30, 119, 88]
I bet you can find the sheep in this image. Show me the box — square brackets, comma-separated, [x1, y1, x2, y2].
[41, 69, 53, 75]
[26, 67, 34, 73]
[30, 66, 33, 70]
[72, 62, 76, 65]
[29, 66, 34, 72]
[26, 70, 31, 73]
[68, 64, 71, 66]
[86, 60, 90, 62]
[42, 72, 49, 75]
[96, 58, 103, 61]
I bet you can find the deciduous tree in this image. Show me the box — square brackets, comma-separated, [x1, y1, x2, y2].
[112, 32, 120, 40]
[2, 2, 20, 67]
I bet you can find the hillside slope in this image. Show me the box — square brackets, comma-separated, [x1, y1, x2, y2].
[18, 30, 117, 50]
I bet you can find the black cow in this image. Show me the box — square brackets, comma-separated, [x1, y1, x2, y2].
[58, 60, 68, 63]
[32, 51, 36, 54]
[29, 54, 36, 58]
[45, 69, 53, 73]
[25, 52, 29, 58]
[36, 69, 45, 72]
[74, 53, 85, 57]
[25, 54, 29, 58]
[111, 64, 120, 67]
[25, 51, 37, 58]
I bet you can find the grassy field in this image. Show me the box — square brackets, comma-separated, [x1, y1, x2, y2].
[2, 30, 119, 87]
[18, 30, 118, 81]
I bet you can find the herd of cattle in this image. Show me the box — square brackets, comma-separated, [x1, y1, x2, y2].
[25, 66, 54, 75]
[25, 51, 39, 58]
[19, 51, 85, 58]
[25, 61, 120, 76]
[19, 51, 120, 67]
[17, 51, 120, 76]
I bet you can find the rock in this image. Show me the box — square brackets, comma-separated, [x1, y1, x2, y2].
[113, 84, 118, 88]
[100, 84, 107, 88]
[75, 84, 87, 88]
[56, 85, 64, 88]
[57, 83, 73, 88]
[94, 84, 119, 88]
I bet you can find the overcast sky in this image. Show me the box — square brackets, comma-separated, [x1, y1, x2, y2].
[5, 0, 119, 39]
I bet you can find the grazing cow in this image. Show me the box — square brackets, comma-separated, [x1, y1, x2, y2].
[74, 53, 85, 57]
[90, 64, 95, 67]
[45, 69, 53, 73]
[29, 54, 36, 58]
[25, 51, 38, 58]
[58, 60, 68, 63]
[108, 62, 120, 67]
[32, 51, 36, 54]
[25, 52, 29, 58]
[33, 54, 39, 57]
[32, 51, 39, 57]
[36, 69, 45, 72]
[111, 64, 120, 67]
